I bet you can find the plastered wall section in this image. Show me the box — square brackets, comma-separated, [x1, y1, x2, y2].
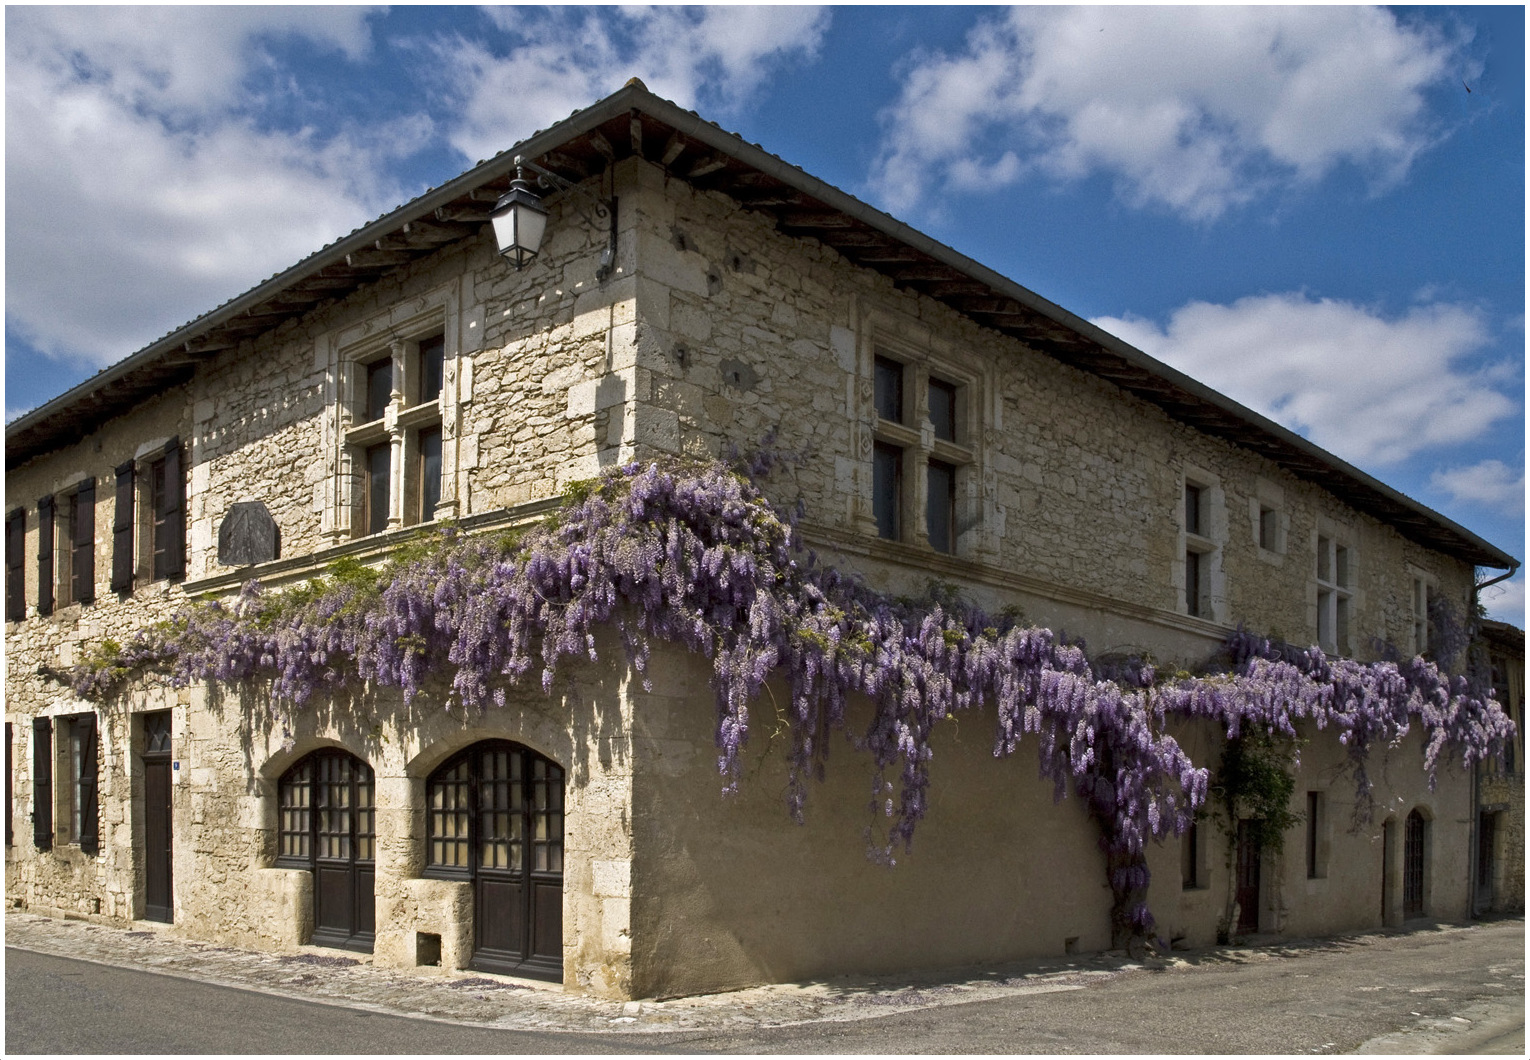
[1146, 719, 1474, 949]
[625, 639, 1113, 999]
[612, 156, 1477, 669]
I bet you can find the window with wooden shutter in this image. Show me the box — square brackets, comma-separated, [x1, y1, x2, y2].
[36, 496, 54, 617]
[152, 439, 185, 582]
[32, 718, 52, 850]
[112, 462, 135, 593]
[5, 509, 25, 622]
[77, 714, 99, 855]
[71, 481, 96, 604]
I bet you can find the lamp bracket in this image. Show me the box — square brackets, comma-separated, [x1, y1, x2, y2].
[514, 156, 617, 280]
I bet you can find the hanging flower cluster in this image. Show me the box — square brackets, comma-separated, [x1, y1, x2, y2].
[68, 457, 1514, 938]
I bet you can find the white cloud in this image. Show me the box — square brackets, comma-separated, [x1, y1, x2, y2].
[441, 7, 831, 164]
[1480, 575, 1524, 628]
[1092, 294, 1517, 468]
[1430, 460, 1525, 517]
[871, 7, 1465, 219]
[5, 7, 410, 368]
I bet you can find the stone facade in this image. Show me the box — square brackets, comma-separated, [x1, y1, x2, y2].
[4, 90, 1513, 1000]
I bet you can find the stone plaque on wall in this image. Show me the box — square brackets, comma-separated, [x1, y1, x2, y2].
[218, 501, 280, 567]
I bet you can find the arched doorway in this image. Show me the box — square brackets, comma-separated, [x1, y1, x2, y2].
[425, 741, 564, 980]
[1403, 809, 1426, 918]
[276, 749, 376, 952]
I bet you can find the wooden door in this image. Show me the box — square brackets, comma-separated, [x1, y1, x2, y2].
[471, 745, 524, 972]
[278, 750, 374, 953]
[1403, 810, 1425, 918]
[142, 712, 173, 923]
[1235, 819, 1261, 933]
[444, 743, 563, 980]
[1476, 812, 1496, 907]
[309, 753, 375, 952]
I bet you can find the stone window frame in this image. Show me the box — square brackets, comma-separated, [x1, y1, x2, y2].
[45, 476, 98, 611]
[1313, 518, 1357, 656]
[49, 712, 99, 854]
[111, 437, 187, 594]
[1249, 476, 1288, 565]
[1176, 466, 1225, 623]
[327, 287, 476, 543]
[1305, 789, 1329, 881]
[860, 324, 988, 558]
[1409, 567, 1437, 658]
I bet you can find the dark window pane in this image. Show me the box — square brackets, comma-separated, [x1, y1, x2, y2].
[418, 428, 442, 523]
[927, 460, 955, 553]
[874, 357, 903, 423]
[1184, 484, 1202, 536]
[1185, 550, 1202, 617]
[873, 443, 902, 541]
[929, 378, 957, 442]
[365, 359, 393, 422]
[366, 444, 391, 536]
[418, 334, 445, 406]
[1259, 506, 1277, 550]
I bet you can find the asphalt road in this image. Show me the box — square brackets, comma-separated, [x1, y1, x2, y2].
[7, 919, 1524, 1054]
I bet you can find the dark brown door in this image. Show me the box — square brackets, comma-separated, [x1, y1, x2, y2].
[142, 712, 173, 923]
[1477, 812, 1496, 907]
[278, 750, 375, 952]
[1236, 819, 1261, 933]
[426, 742, 563, 980]
[1403, 810, 1425, 918]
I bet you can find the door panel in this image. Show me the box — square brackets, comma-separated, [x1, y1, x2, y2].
[1236, 820, 1260, 933]
[431, 741, 564, 981]
[143, 756, 173, 922]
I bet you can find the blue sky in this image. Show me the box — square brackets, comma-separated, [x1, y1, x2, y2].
[5, 5, 1524, 623]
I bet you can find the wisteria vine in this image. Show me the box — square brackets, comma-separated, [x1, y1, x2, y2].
[68, 456, 1514, 943]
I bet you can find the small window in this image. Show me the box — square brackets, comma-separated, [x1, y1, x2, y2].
[927, 459, 956, 553]
[5, 722, 12, 847]
[1185, 549, 1204, 618]
[1182, 820, 1200, 889]
[365, 443, 391, 536]
[417, 333, 445, 407]
[1317, 536, 1353, 654]
[1184, 483, 1204, 537]
[928, 378, 957, 442]
[874, 357, 904, 424]
[1306, 791, 1325, 879]
[53, 714, 99, 853]
[873, 443, 902, 541]
[417, 428, 443, 524]
[365, 359, 393, 423]
[1412, 577, 1431, 657]
[1258, 506, 1278, 551]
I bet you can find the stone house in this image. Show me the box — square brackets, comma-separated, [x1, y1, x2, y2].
[1476, 619, 1524, 914]
[4, 82, 1519, 1000]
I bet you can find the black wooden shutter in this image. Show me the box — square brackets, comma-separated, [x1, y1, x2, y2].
[36, 496, 54, 617]
[5, 509, 25, 622]
[78, 714, 100, 855]
[5, 722, 13, 847]
[73, 481, 96, 604]
[31, 718, 52, 850]
[112, 461, 135, 593]
[156, 439, 185, 581]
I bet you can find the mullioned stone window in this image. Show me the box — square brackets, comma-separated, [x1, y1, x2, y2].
[1178, 468, 1225, 623]
[863, 328, 985, 557]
